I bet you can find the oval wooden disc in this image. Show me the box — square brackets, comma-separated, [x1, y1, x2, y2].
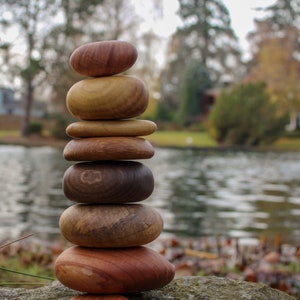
[66, 76, 148, 120]
[59, 203, 163, 247]
[55, 246, 175, 294]
[63, 137, 154, 161]
[70, 40, 138, 77]
[63, 161, 154, 204]
[66, 119, 157, 138]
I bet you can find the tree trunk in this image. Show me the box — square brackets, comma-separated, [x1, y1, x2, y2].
[21, 81, 33, 136]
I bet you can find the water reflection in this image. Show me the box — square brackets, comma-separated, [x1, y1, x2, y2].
[145, 149, 300, 243]
[0, 145, 72, 241]
[1, 145, 300, 244]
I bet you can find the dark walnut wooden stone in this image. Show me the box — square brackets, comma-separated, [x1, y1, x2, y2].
[59, 203, 163, 247]
[66, 119, 157, 138]
[70, 40, 138, 77]
[63, 161, 154, 204]
[55, 245, 175, 294]
[66, 76, 148, 120]
[63, 137, 154, 161]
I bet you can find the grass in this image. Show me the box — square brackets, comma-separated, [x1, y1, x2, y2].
[1, 129, 300, 150]
[0, 130, 19, 139]
[147, 130, 218, 148]
[0, 234, 55, 288]
[272, 137, 300, 150]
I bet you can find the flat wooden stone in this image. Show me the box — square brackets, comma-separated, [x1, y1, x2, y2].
[63, 137, 154, 161]
[59, 203, 163, 247]
[66, 120, 157, 138]
[63, 161, 154, 204]
[70, 40, 138, 77]
[55, 246, 175, 294]
[66, 76, 148, 120]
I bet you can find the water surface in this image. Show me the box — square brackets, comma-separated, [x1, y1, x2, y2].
[1, 145, 300, 244]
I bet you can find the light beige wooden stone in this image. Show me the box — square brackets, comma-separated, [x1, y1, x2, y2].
[66, 76, 148, 120]
[55, 246, 175, 294]
[59, 203, 163, 247]
[63, 137, 154, 161]
[66, 119, 157, 138]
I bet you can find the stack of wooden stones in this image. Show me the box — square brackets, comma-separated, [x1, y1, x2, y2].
[54, 40, 175, 295]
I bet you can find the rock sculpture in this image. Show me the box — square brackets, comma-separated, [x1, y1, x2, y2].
[54, 40, 175, 295]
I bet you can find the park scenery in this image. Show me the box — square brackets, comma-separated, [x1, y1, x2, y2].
[1, 0, 300, 298]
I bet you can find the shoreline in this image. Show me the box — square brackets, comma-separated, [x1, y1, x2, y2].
[1, 135, 299, 153]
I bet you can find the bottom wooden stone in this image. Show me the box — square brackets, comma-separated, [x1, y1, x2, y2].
[55, 246, 175, 294]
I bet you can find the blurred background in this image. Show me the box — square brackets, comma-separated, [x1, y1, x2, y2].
[0, 0, 299, 245]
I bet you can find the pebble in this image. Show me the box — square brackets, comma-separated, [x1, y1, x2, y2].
[63, 161, 154, 204]
[59, 203, 163, 247]
[66, 76, 148, 120]
[55, 245, 175, 294]
[66, 119, 157, 138]
[63, 137, 154, 161]
[70, 40, 138, 77]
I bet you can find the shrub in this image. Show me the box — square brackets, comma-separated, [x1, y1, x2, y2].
[29, 122, 43, 135]
[209, 82, 289, 146]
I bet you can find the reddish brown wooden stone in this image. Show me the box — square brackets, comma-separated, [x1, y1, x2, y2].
[71, 295, 128, 300]
[63, 161, 154, 204]
[59, 203, 163, 247]
[66, 76, 148, 120]
[63, 137, 154, 161]
[55, 246, 175, 294]
[66, 119, 157, 138]
[70, 40, 138, 77]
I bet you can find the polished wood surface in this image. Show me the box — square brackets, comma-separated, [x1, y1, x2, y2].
[63, 161, 154, 203]
[70, 40, 137, 77]
[66, 119, 157, 138]
[66, 76, 148, 120]
[55, 246, 175, 294]
[63, 137, 154, 161]
[60, 203, 163, 247]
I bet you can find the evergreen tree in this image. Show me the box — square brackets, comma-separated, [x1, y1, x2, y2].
[178, 60, 212, 126]
[160, 0, 242, 121]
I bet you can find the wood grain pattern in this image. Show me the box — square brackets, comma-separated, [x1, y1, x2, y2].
[59, 203, 163, 247]
[55, 246, 175, 294]
[66, 76, 148, 120]
[63, 161, 154, 204]
[63, 137, 154, 161]
[66, 119, 157, 138]
[70, 40, 138, 77]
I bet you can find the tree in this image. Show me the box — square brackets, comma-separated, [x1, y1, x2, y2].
[178, 60, 213, 126]
[159, 0, 242, 121]
[0, 0, 56, 136]
[247, 0, 300, 128]
[209, 82, 289, 146]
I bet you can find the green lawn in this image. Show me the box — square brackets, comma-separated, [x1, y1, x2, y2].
[147, 130, 217, 148]
[148, 130, 300, 150]
[1, 129, 300, 150]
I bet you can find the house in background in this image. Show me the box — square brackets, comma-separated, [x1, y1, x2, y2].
[0, 87, 15, 115]
[0, 87, 46, 117]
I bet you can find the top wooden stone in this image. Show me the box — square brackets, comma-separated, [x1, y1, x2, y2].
[70, 40, 138, 77]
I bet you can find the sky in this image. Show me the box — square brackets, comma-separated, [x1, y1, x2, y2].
[135, 0, 277, 58]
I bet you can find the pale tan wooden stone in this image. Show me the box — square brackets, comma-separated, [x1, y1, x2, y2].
[66, 119, 157, 138]
[66, 76, 148, 120]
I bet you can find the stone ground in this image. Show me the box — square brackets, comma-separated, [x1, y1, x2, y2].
[0, 276, 296, 300]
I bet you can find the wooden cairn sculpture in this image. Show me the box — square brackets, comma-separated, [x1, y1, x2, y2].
[54, 41, 175, 295]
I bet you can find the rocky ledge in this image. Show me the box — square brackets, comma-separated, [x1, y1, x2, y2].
[0, 276, 296, 300]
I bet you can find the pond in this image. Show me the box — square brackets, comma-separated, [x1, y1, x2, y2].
[1, 145, 300, 244]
